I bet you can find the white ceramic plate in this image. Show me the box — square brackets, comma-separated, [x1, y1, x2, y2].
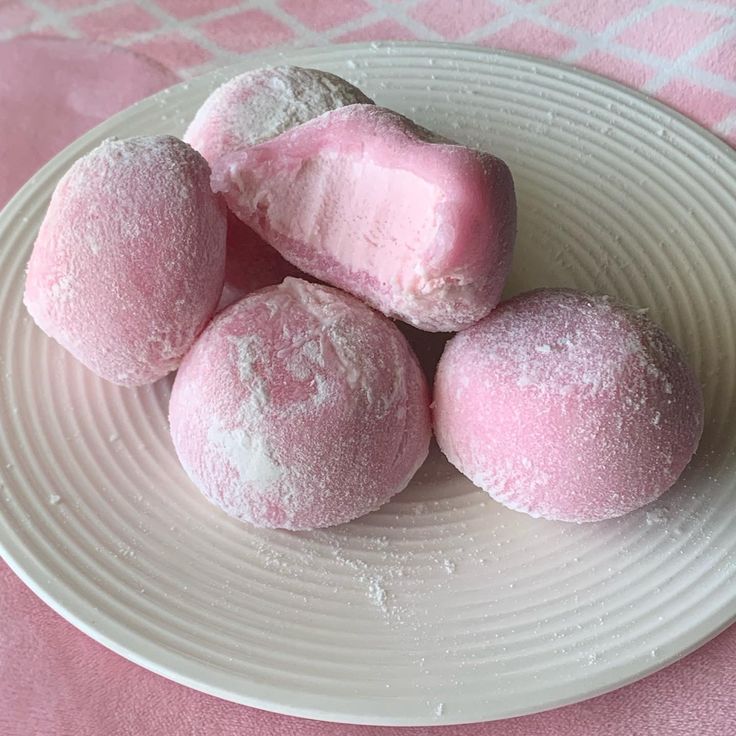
[1, 42, 735, 726]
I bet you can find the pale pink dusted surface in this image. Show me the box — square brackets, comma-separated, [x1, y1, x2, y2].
[170, 279, 431, 529]
[433, 289, 704, 522]
[1, 0, 736, 732]
[2, 0, 731, 142]
[0, 36, 179, 207]
[24, 135, 227, 386]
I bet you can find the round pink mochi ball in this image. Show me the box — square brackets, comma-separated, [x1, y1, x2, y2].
[433, 289, 704, 522]
[184, 65, 373, 166]
[24, 135, 227, 386]
[169, 277, 432, 530]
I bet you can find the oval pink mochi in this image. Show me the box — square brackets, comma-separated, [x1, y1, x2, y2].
[184, 65, 373, 166]
[433, 289, 704, 522]
[217, 212, 303, 312]
[24, 135, 227, 386]
[212, 104, 516, 332]
[170, 278, 432, 530]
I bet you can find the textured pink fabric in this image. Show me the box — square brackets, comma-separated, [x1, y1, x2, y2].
[129, 33, 213, 72]
[411, 0, 504, 39]
[576, 50, 655, 89]
[657, 78, 736, 130]
[2, 0, 736, 732]
[199, 10, 294, 53]
[335, 19, 415, 43]
[0, 1, 35, 29]
[5, 0, 733, 139]
[72, 2, 159, 41]
[279, 0, 372, 32]
[0, 36, 178, 208]
[696, 39, 736, 80]
[615, 6, 728, 60]
[544, 0, 648, 35]
[3, 561, 736, 735]
[155, 0, 239, 20]
[478, 20, 576, 57]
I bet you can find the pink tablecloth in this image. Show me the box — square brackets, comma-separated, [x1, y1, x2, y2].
[2, 2, 736, 734]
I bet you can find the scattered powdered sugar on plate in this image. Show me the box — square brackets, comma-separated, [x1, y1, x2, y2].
[646, 507, 669, 525]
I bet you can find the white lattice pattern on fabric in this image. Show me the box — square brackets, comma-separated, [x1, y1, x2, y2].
[1, 0, 734, 142]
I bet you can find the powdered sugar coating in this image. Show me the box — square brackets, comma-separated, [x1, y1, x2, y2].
[187, 67, 369, 314]
[24, 135, 227, 386]
[213, 104, 516, 332]
[184, 65, 373, 165]
[433, 289, 704, 522]
[217, 212, 303, 311]
[170, 278, 431, 530]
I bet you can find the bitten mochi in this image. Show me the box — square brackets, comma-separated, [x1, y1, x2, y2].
[169, 278, 432, 530]
[433, 289, 704, 522]
[186, 66, 370, 312]
[184, 65, 373, 165]
[24, 135, 227, 386]
[213, 104, 516, 332]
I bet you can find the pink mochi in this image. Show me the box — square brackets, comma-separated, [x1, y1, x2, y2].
[169, 278, 432, 530]
[184, 66, 373, 166]
[217, 212, 303, 312]
[187, 67, 370, 314]
[433, 289, 704, 522]
[24, 136, 227, 386]
[212, 104, 517, 332]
